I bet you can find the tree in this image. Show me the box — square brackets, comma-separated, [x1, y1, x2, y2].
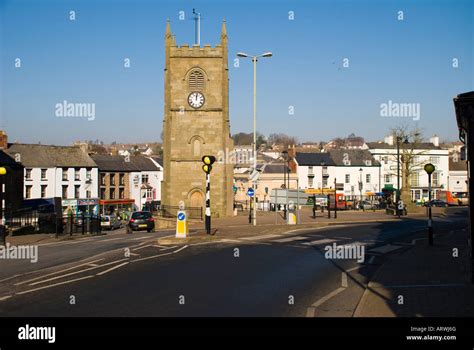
[388, 125, 426, 209]
[268, 133, 298, 149]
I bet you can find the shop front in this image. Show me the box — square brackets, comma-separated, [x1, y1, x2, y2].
[99, 199, 135, 216]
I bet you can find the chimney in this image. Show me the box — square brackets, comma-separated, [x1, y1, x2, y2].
[430, 135, 439, 147]
[384, 135, 394, 146]
[0, 130, 8, 150]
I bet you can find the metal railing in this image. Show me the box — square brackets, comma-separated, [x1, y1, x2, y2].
[155, 205, 203, 220]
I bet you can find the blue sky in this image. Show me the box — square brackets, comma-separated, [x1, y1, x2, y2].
[0, 0, 472, 145]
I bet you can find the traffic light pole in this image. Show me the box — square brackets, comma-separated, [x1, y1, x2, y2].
[205, 171, 211, 235]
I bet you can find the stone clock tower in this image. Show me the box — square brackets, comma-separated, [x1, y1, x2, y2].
[161, 20, 234, 217]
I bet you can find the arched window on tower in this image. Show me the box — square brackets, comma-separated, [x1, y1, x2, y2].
[188, 69, 205, 91]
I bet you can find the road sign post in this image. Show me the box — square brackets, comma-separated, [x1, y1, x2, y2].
[176, 210, 188, 238]
[247, 188, 254, 224]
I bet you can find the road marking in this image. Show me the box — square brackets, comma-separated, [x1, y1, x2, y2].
[155, 245, 178, 250]
[306, 287, 346, 317]
[96, 262, 129, 276]
[334, 236, 352, 240]
[368, 244, 404, 254]
[371, 283, 466, 288]
[131, 251, 175, 262]
[14, 258, 105, 286]
[130, 236, 153, 241]
[27, 259, 128, 286]
[302, 238, 337, 246]
[0, 295, 12, 301]
[341, 272, 348, 288]
[173, 245, 189, 253]
[132, 244, 153, 251]
[272, 236, 308, 243]
[346, 265, 361, 273]
[240, 234, 282, 241]
[17, 276, 95, 295]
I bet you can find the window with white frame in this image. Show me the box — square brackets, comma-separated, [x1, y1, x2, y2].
[345, 174, 350, 183]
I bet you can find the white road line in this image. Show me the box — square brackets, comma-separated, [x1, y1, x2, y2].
[132, 244, 153, 251]
[14, 258, 105, 286]
[368, 244, 404, 254]
[306, 287, 346, 317]
[27, 259, 129, 286]
[272, 236, 308, 243]
[131, 252, 175, 263]
[96, 262, 129, 276]
[155, 245, 178, 250]
[302, 238, 337, 246]
[346, 265, 361, 273]
[334, 236, 352, 240]
[17, 276, 95, 295]
[173, 245, 189, 253]
[341, 272, 348, 288]
[0, 295, 12, 301]
[240, 234, 282, 241]
[130, 236, 153, 241]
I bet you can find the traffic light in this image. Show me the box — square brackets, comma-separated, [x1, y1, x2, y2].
[201, 155, 216, 174]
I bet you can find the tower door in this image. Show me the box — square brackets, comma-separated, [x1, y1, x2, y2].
[190, 191, 204, 208]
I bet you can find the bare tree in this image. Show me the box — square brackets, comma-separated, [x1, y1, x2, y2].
[388, 125, 427, 207]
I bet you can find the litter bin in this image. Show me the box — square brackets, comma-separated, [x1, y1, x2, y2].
[454, 91, 474, 283]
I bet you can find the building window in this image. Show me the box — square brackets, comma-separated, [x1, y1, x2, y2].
[384, 174, 391, 183]
[25, 169, 32, 180]
[62, 168, 68, 181]
[409, 172, 419, 187]
[142, 174, 149, 183]
[100, 173, 106, 185]
[41, 185, 47, 198]
[345, 174, 350, 184]
[119, 173, 125, 186]
[86, 190, 91, 199]
[100, 188, 106, 200]
[308, 177, 314, 188]
[146, 188, 153, 199]
[110, 173, 116, 186]
[366, 174, 371, 183]
[433, 172, 439, 187]
[308, 166, 313, 175]
[188, 69, 205, 90]
[86, 168, 92, 181]
[119, 188, 125, 199]
[74, 185, 80, 199]
[41, 169, 47, 180]
[62, 185, 68, 199]
[322, 178, 328, 188]
[110, 188, 115, 199]
[74, 168, 80, 181]
[25, 185, 32, 199]
[430, 156, 440, 165]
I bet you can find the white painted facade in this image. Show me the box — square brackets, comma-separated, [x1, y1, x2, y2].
[23, 167, 99, 199]
[129, 159, 163, 210]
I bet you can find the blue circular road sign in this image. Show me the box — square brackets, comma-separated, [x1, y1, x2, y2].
[178, 212, 186, 221]
[247, 188, 255, 197]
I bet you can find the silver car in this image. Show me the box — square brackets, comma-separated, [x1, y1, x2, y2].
[101, 215, 122, 230]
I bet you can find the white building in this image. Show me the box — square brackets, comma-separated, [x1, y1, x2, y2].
[448, 154, 468, 195]
[294, 150, 381, 197]
[5, 144, 99, 201]
[128, 156, 163, 210]
[367, 135, 449, 202]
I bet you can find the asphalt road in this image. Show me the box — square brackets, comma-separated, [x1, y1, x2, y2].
[0, 210, 468, 317]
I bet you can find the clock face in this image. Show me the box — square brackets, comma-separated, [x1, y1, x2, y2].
[188, 92, 205, 109]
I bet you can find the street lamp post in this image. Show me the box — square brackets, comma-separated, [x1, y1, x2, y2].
[424, 163, 435, 246]
[237, 51, 272, 227]
[282, 150, 288, 220]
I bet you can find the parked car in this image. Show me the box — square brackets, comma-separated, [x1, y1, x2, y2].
[127, 211, 155, 233]
[358, 200, 377, 210]
[424, 199, 448, 207]
[101, 215, 122, 230]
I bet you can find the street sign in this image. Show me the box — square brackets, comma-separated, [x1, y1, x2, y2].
[177, 212, 186, 221]
[247, 188, 255, 197]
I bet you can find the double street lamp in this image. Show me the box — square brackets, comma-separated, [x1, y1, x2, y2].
[237, 51, 272, 226]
